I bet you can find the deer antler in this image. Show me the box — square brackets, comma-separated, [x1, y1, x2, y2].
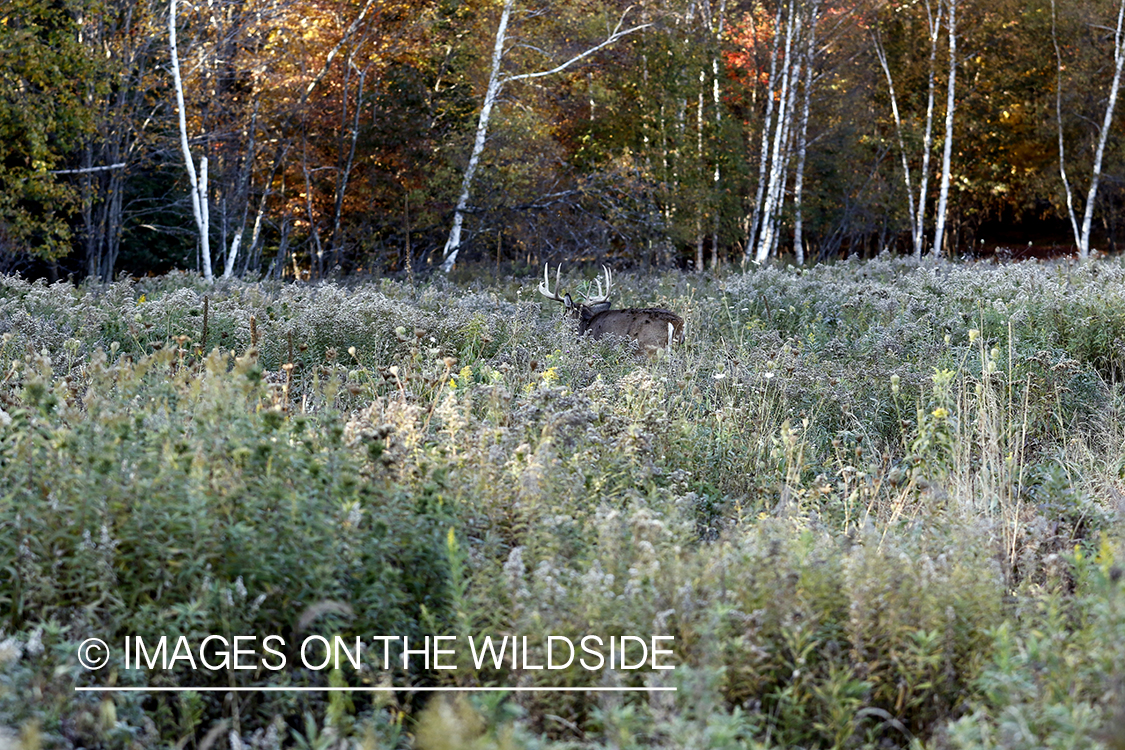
[579, 266, 612, 305]
[538, 263, 566, 302]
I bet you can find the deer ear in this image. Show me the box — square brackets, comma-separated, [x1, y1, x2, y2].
[564, 293, 575, 309]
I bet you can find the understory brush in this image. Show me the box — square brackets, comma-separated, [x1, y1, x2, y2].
[1, 256, 1123, 749]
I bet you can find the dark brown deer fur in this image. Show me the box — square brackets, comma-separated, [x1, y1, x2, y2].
[539, 265, 685, 353]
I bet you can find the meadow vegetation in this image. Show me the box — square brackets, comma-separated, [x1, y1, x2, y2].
[1, 255, 1124, 749]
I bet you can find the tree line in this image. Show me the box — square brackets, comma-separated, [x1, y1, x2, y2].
[1, 0, 1123, 281]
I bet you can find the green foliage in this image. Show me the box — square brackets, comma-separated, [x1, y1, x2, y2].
[0, 0, 97, 258]
[941, 539, 1125, 749]
[0, 345, 453, 747]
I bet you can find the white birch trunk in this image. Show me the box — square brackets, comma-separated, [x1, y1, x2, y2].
[710, 0, 727, 270]
[756, 0, 800, 264]
[932, 0, 957, 258]
[874, 32, 919, 256]
[222, 102, 258, 279]
[440, 0, 513, 274]
[660, 102, 672, 230]
[792, 0, 820, 266]
[1051, 0, 1082, 252]
[775, 11, 803, 259]
[770, 83, 799, 261]
[696, 69, 706, 273]
[1073, 0, 1125, 258]
[907, 0, 944, 259]
[744, 2, 784, 263]
[169, 0, 212, 281]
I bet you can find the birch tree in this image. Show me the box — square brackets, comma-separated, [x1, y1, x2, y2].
[931, 0, 957, 258]
[873, 0, 943, 259]
[439, 1, 650, 273]
[1053, 0, 1125, 259]
[710, 0, 727, 270]
[790, 0, 820, 265]
[695, 66, 706, 273]
[736, 0, 831, 265]
[744, 1, 784, 263]
[169, 0, 212, 281]
[752, 0, 806, 265]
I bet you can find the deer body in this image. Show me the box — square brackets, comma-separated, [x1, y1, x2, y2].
[539, 265, 684, 353]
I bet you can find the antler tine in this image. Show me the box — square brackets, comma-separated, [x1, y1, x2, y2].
[581, 265, 612, 305]
[538, 263, 566, 302]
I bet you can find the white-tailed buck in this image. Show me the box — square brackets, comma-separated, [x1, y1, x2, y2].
[538, 264, 684, 353]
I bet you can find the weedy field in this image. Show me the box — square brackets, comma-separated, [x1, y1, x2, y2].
[1, 256, 1124, 750]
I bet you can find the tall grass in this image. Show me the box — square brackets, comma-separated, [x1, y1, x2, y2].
[0, 255, 1122, 749]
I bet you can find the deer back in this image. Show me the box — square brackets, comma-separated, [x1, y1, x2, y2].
[583, 308, 685, 352]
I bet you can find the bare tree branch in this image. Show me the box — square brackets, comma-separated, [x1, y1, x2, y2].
[52, 163, 126, 175]
[505, 16, 651, 83]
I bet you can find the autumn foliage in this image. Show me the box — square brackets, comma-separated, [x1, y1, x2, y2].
[2, 0, 1125, 277]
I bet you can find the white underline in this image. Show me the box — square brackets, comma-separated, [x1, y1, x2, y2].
[76, 686, 675, 692]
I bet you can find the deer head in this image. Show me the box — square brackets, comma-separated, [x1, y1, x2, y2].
[538, 264, 684, 353]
